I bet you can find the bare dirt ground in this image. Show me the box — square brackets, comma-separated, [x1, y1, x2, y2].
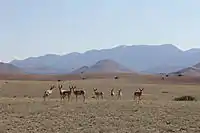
[0, 75, 200, 133]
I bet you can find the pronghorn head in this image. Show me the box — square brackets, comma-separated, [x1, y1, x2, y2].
[139, 88, 144, 92]
[50, 85, 56, 90]
[93, 88, 97, 92]
[69, 85, 76, 90]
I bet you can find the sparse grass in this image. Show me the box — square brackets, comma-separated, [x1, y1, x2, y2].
[1, 77, 200, 132]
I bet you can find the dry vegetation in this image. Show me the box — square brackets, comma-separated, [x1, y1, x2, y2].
[0, 74, 200, 133]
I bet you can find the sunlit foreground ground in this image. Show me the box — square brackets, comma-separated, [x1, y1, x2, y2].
[0, 77, 200, 133]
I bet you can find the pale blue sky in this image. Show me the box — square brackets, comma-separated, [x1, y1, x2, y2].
[0, 0, 200, 62]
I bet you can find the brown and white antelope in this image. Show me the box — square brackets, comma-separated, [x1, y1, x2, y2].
[70, 85, 86, 102]
[43, 85, 56, 101]
[93, 88, 104, 100]
[133, 88, 144, 102]
[58, 84, 72, 102]
[110, 88, 115, 97]
[117, 89, 122, 100]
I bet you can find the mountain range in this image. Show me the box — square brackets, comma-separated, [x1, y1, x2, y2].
[10, 44, 200, 74]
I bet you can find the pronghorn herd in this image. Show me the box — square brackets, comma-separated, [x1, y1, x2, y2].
[43, 81, 144, 103]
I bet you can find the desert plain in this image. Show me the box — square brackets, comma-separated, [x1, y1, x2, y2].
[0, 73, 200, 133]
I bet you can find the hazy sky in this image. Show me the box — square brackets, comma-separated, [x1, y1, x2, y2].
[0, 0, 200, 62]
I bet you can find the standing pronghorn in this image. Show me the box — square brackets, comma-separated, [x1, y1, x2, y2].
[93, 88, 104, 100]
[117, 89, 122, 100]
[70, 85, 86, 102]
[58, 84, 72, 102]
[43, 85, 56, 101]
[110, 88, 115, 97]
[133, 88, 144, 102]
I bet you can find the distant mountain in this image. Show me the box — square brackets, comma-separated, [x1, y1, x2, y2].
[0, 62, 23, 74]
[87, 59, 133, 73]
[72, 59, 133, 74]
[10, 44, 200, 74]
[170, 62, 200, 76]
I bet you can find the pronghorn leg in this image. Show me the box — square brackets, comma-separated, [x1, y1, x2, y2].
[43, 93, 47, 101]
[60, 95, 63, 102]
[137, 97, 139, 104]
[68, 95, 70, 102]
[83, 95, 85, 102]
[96, 95, 97, 100]
[43, 95, 45, 101]
[43, 96, 46, 102]
[112, 95, 114, 100]
[139, 96, 142, 100]
[48, 95, 51, 101]
[76, 95, 78, 102]
[118, 96, 121, 100]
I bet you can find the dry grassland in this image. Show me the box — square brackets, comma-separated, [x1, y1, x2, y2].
[0, 76, 200, 133]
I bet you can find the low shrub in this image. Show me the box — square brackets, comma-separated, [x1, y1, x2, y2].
[161, 91, 169, 93]
[173, 95, 197, 101]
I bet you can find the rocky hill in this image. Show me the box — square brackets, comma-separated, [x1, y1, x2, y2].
[71, 59, 133, 74]
[170, 62, 200, 76]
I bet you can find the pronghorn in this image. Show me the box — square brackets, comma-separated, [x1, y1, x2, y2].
[43, 85, 56, 101]
[133, 88, 144, 102]
[0, 81, 8, 90]
[93, 88, 104, 100]
[70, 85, 86, 102]
[58, 84, 72, 102]
[117, 89, 122, 100]
[110, 88, 115, 97]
